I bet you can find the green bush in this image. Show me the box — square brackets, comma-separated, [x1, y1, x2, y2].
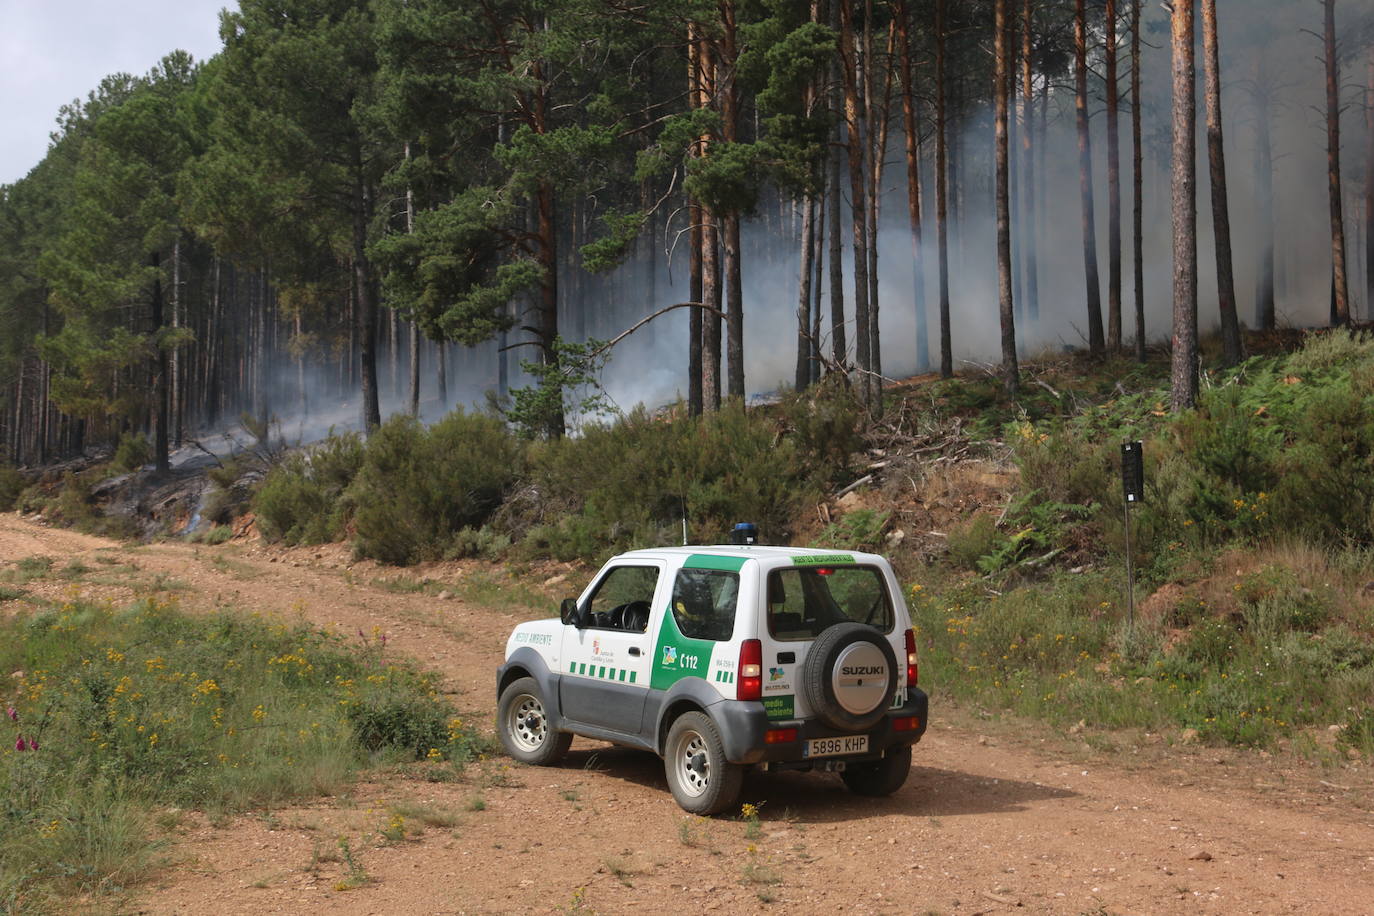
[255, 432, 364, 545]
[0, 465, 24, 512]
[945, 514, 1003, 571]
[346, 411, 521, 564]
[112, 432, 153, 473]
[516, 398, 828, 558]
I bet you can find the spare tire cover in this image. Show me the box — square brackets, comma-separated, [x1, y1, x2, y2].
[798, 622, 898, 731]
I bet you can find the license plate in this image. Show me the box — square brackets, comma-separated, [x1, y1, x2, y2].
[804, 735, 868, 758]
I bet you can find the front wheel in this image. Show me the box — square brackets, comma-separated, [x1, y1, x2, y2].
[664, 711, 744, 815]
[498, 677, 571, 765]
[840, 746, 912, 797]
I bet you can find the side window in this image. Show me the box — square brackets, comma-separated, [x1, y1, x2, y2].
[671, 569, 740, 641]
[584, 566, 659, 632]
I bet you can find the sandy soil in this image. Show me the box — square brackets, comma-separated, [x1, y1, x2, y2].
[2, 512, 1373, 915]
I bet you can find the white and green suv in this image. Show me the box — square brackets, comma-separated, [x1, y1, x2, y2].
[496, 544, 929, 814]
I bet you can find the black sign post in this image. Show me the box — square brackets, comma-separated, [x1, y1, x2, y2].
[1121, 441, 1144, 628]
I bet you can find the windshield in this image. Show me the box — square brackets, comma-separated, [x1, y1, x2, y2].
[765, 565, 894, 640]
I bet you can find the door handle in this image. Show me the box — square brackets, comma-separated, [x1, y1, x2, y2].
[777, 651, 796, 664]
[629, 647, 642, 657]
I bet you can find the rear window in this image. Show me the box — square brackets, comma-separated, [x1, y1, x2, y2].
[766, 566, 894, 640]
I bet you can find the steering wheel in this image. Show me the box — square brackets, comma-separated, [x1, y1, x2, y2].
[611, 600, 652, 632]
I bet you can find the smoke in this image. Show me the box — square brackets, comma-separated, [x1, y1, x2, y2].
[234, 0, 1372, 444]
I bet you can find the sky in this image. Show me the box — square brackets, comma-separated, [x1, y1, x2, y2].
[0, 0, 229, 185]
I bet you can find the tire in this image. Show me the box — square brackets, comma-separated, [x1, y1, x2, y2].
[799, 622, 898, 731]
[498, 677, 572, 765]
[840, 746, 912, 797]
[664, 711, 744, 815]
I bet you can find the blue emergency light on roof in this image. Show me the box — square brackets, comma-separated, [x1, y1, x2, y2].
[730, 522, 758, 545]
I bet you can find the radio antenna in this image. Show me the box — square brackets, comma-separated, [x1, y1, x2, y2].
[681, 497, 688, 546]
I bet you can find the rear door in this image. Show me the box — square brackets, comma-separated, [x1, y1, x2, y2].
[761, 557, 902, 721]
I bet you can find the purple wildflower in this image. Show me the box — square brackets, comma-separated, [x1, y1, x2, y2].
[14, 736, 25, 752]
[26, 738, 38, 751]
[5, 707, 15, 722]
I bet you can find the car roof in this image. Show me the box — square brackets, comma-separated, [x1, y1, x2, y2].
[611, 545, 889, 565]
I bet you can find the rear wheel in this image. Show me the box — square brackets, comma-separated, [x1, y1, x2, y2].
[664, 712, 744, 815]
[498, 677, 571, 765]
[840, 746, 912, 797]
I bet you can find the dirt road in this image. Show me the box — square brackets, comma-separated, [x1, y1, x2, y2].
[2, 513, 1372, 915]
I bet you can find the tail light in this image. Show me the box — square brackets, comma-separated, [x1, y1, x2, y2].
[738, 638, 762, 700]
[904, 628, 918, 687]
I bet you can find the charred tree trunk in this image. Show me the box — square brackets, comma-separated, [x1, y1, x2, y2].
[151, 251, 170, 473]
[1170, 0, 1198, 411]
[935, 0, 953, 378]
[720, 1, 745, 401]
[1250, 60, 1277, 330]
[353, 163, 381, 433]
[995, 0, 1019, 395]
[1202, 0, 1241, 365]
[1367, 46, 1374, 319]
[1106, 0, 1123, 352]
[687, 25, 705, 416]
[1021, 0, 1039, 326]
[896, 0, 928, 371]
[840, 0, 871, 402]
[1076, 0, 1105, 355]
[1324, 0, 1350, 326]
[797, 195, 816, 392]
[1132, 0, 1146, 360]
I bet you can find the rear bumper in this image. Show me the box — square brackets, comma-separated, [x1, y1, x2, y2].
[715, 686, 929, 765]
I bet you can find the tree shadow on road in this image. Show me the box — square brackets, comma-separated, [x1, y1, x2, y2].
[557, 746, 1075, 822]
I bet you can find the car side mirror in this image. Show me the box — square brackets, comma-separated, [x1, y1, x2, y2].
[560, 598, 585, 628]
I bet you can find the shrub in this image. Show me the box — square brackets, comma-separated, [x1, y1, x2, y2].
[0, 464, 25, 512]
[945, 514, 1003, 571]
[346, 411, 521, 564]
[517, 398, 825, 558]
[255, 433, 365, 545]
[112, 432, 153, 473]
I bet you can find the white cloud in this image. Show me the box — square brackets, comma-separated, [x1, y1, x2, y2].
[0, 0, 228, 184]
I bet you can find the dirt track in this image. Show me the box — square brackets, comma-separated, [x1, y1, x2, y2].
[2, 513, 1373, 915]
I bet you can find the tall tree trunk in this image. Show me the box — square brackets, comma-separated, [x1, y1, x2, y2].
[935, 0, 953, 378]
[151, 251, 170, 473]
[867, 13, 894, 411]
[895, 0, 928, 371]
[1251, 61, 1276, 330]
[353, 165, 381, 432]
[995, 0, 1018, 395]
[170, 235, 181, 447]
[1325, 0, 1350, 326]
[840, 0, 872, 404]
[1076, 0, 1105, 354]
[1170, 0, 1198, 411]
[1106, 0, 1122, 352]
[687, 24, 704, 416]
[720, 1, 745, 401]
[828, 0, 848, 371]
[1132, 0, 1146, 359]
[406, 146, 421, 417]
[1022, 0, 1040, 327]
[436, 342, 448, 409]
[1367, 46, 1374, 319]
[797, 195, 816, 391]
[1202, 0, 1241, 365]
